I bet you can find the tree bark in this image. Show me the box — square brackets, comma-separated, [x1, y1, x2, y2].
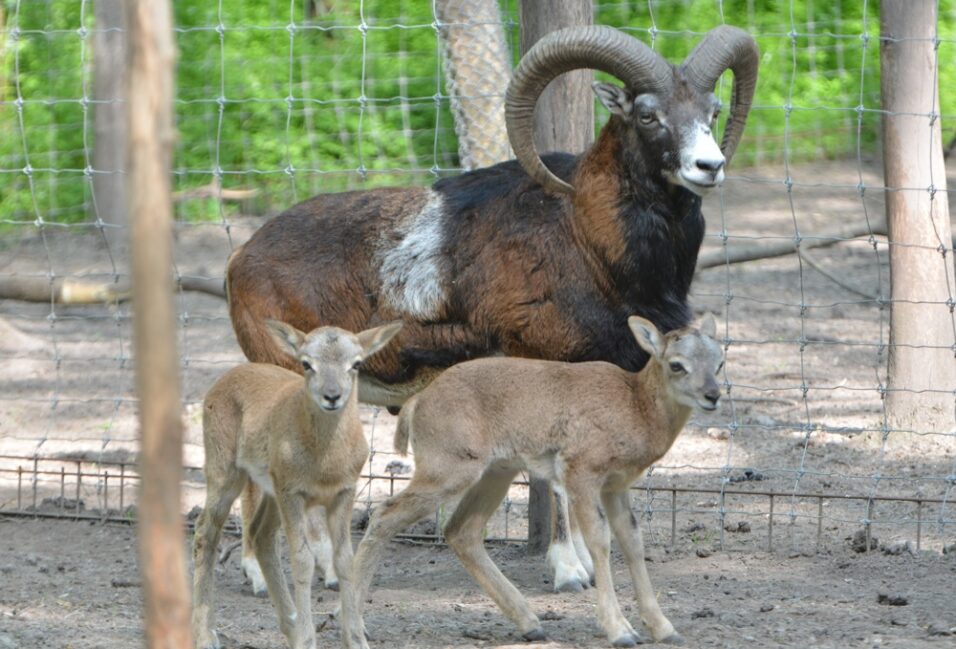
[93, 0, 129, 259]
[518, 0, 593, 555]
[880, 1, 956, 439]
[126, 1, 193, 647]
[435, 0, 513, 169]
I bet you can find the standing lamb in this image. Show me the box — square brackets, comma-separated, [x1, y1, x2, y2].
[227, 24, 757, 591]
[191, 321, 401, 649]
[345, 315, 723, 648]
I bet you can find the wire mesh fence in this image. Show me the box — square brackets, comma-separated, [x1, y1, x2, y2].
[1, 0, 955, 555]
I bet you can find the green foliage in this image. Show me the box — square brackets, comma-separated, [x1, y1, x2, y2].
[1, 0, 954, 225]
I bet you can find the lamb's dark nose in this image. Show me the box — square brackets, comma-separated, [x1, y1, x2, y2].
[324, 392, 341, 406]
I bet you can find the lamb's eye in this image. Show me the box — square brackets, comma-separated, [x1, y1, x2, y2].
[301, 359, 313, 372]
[351, 360, 363, 371]
[669, 362, 687, 374]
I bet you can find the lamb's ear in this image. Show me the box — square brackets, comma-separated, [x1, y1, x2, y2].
[265, 320, 306, 359]
[628, 316, 664, 359]
[593, 81, 633, 117]
[699, 313, 717, 339]
[357, 321, 403, 359]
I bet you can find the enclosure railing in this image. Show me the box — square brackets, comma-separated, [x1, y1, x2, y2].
[2, 453, 952, 557]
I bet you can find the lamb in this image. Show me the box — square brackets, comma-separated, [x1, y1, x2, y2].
[226, 24, 757, 591]
[344, 315, 723, 648]
[190, 320, 401, 649]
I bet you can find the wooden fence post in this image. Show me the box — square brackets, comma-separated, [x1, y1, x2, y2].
[518, 0, 593, 555]
[127, 1, 193, 647]
[880, 1, 956, 440]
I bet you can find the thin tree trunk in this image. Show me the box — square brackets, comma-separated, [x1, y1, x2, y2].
[94, 0, 129, 259]
[880, 1, 956, 439]
[127, 1, 193, 647]
[436, 0, 513, 169]
[518, 0, 593, 556]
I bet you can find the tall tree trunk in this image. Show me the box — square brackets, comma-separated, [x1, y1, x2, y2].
[127, 1, 192, 647]
[518, 0, 593, 555]
[881, 1, 956, 440]
[435, 0, 513, 169]
[94, 0, 129, 260]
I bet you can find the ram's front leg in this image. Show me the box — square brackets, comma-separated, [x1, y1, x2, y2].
[546, 483, 593, 592]
[278, 492, 317, 649]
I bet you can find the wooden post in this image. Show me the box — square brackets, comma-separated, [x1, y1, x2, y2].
[518, 0, 593, 555]
[93, 0, 129, 258]
[880, 1, 956, 439]
[127, 1, 192, 648]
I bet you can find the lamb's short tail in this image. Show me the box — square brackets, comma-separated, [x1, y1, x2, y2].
[393, 398, 416, 455]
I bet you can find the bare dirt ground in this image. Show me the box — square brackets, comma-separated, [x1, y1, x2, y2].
[1, 158, 955, 648]
[1, 517, 955, 648]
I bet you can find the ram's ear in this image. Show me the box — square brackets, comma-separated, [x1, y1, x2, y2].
[593, 81, 633, 117]
[628, 316, 664, 359]
[265, 320, 306, 359]
[699, 313, 717, 339]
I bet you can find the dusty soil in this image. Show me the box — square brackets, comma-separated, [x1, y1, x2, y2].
[1, 517, 955, 648]
[1, 158, 956, 647]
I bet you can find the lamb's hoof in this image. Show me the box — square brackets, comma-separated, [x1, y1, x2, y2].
[554, 577, 585, 593]
[522, 627, 547, 642]
[325, 579, 340, 592]
[611, 631, 644, 647]
[660, 632, 685, 646]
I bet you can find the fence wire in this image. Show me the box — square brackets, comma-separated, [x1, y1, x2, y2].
[0, 1, 954, 555]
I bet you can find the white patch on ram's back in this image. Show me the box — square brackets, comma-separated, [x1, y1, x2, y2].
[379, 191, 448, 318]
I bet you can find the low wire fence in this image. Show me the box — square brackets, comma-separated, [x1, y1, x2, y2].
[2, 450, 953, 557]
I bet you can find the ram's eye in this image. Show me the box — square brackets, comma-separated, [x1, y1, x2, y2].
[351, 360, 363, 371]
[716, 361, 725, 373]
[711, 110, 721, 124]
[301, 359, 313, 372]
[638, 112, 656, 125]
[669, 362, 687, 374]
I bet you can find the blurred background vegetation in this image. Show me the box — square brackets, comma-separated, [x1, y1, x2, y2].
[1, 0, 954, 225]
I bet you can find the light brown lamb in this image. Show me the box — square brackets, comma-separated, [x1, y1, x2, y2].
[191, 320, 401, 649]
[346, 315, 723, 648]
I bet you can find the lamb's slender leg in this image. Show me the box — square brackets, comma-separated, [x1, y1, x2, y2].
[239, 481, 267, 595]
[444, 468, 544, 639]
[191, 474, 245, 649]
[547, 484, 592, 592]
[570, 481, 639, 648]
[605, 490, 683, 645]
[250, 497, 298, 645]
[326, 487, 366, 649]
[305, 505, 338, 590]
[276, 491, 316, 649]
[351, 480, 451, 618]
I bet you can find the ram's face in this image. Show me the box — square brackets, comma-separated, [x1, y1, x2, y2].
[594, 80, 725, 196]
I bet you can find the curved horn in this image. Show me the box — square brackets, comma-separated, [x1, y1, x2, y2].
[506, 26, 674, 194]
[681, 25, 759, 166]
